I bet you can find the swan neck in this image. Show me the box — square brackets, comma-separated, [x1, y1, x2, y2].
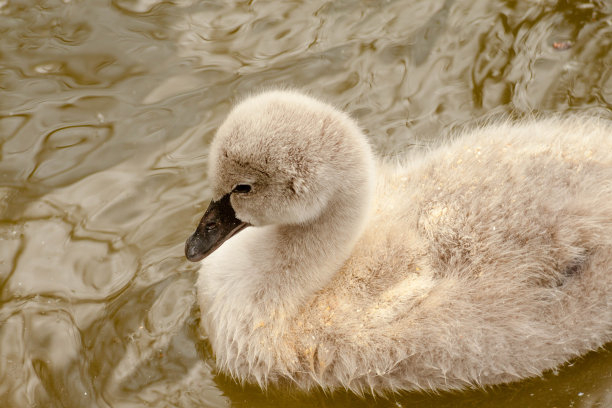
[273, 157, 376, 309]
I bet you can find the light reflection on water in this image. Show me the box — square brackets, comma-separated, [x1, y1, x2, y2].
[1, 0, 611, 407]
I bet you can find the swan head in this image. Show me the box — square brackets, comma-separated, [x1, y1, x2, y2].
[185, 90, 374, 262]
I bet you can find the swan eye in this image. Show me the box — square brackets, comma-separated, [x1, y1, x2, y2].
[232, 184, 252, 194]
[205, 222, 217, 232]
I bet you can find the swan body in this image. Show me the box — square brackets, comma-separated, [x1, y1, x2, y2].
[186, 90, 612, 393]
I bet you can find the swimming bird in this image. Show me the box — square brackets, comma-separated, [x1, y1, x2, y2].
[185, 90, 612, 394]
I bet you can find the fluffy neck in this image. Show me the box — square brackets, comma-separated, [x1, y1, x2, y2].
[268, 175, 375, 313]
[200, 150, 375, 323]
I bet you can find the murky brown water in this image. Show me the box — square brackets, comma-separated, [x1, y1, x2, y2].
[1, 0, 611, 407]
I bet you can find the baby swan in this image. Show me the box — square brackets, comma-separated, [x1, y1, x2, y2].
[185, 90, 612, 394]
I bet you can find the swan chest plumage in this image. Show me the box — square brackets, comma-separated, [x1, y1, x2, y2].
[185, 90, 612, 393]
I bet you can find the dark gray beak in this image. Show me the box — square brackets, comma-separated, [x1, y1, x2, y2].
[185, 193, 249, 262]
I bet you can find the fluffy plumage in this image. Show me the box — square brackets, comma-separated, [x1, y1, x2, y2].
[191, 90, 612, 394]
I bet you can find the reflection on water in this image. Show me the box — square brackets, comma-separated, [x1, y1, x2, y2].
[1, 0, 611, 407]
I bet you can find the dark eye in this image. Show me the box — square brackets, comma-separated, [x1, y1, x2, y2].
[205, 222, 217, 232]
[232, 184, 252, 194]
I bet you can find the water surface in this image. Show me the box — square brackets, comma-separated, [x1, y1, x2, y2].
[1, 0, 611, 407]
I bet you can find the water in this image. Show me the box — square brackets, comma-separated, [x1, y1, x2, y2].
[1, 0, 611, 406]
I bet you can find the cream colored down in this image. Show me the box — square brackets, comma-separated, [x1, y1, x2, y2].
[195, 90, 612, 393]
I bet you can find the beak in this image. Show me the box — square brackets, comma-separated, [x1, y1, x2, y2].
[185, 193, 250, 262]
